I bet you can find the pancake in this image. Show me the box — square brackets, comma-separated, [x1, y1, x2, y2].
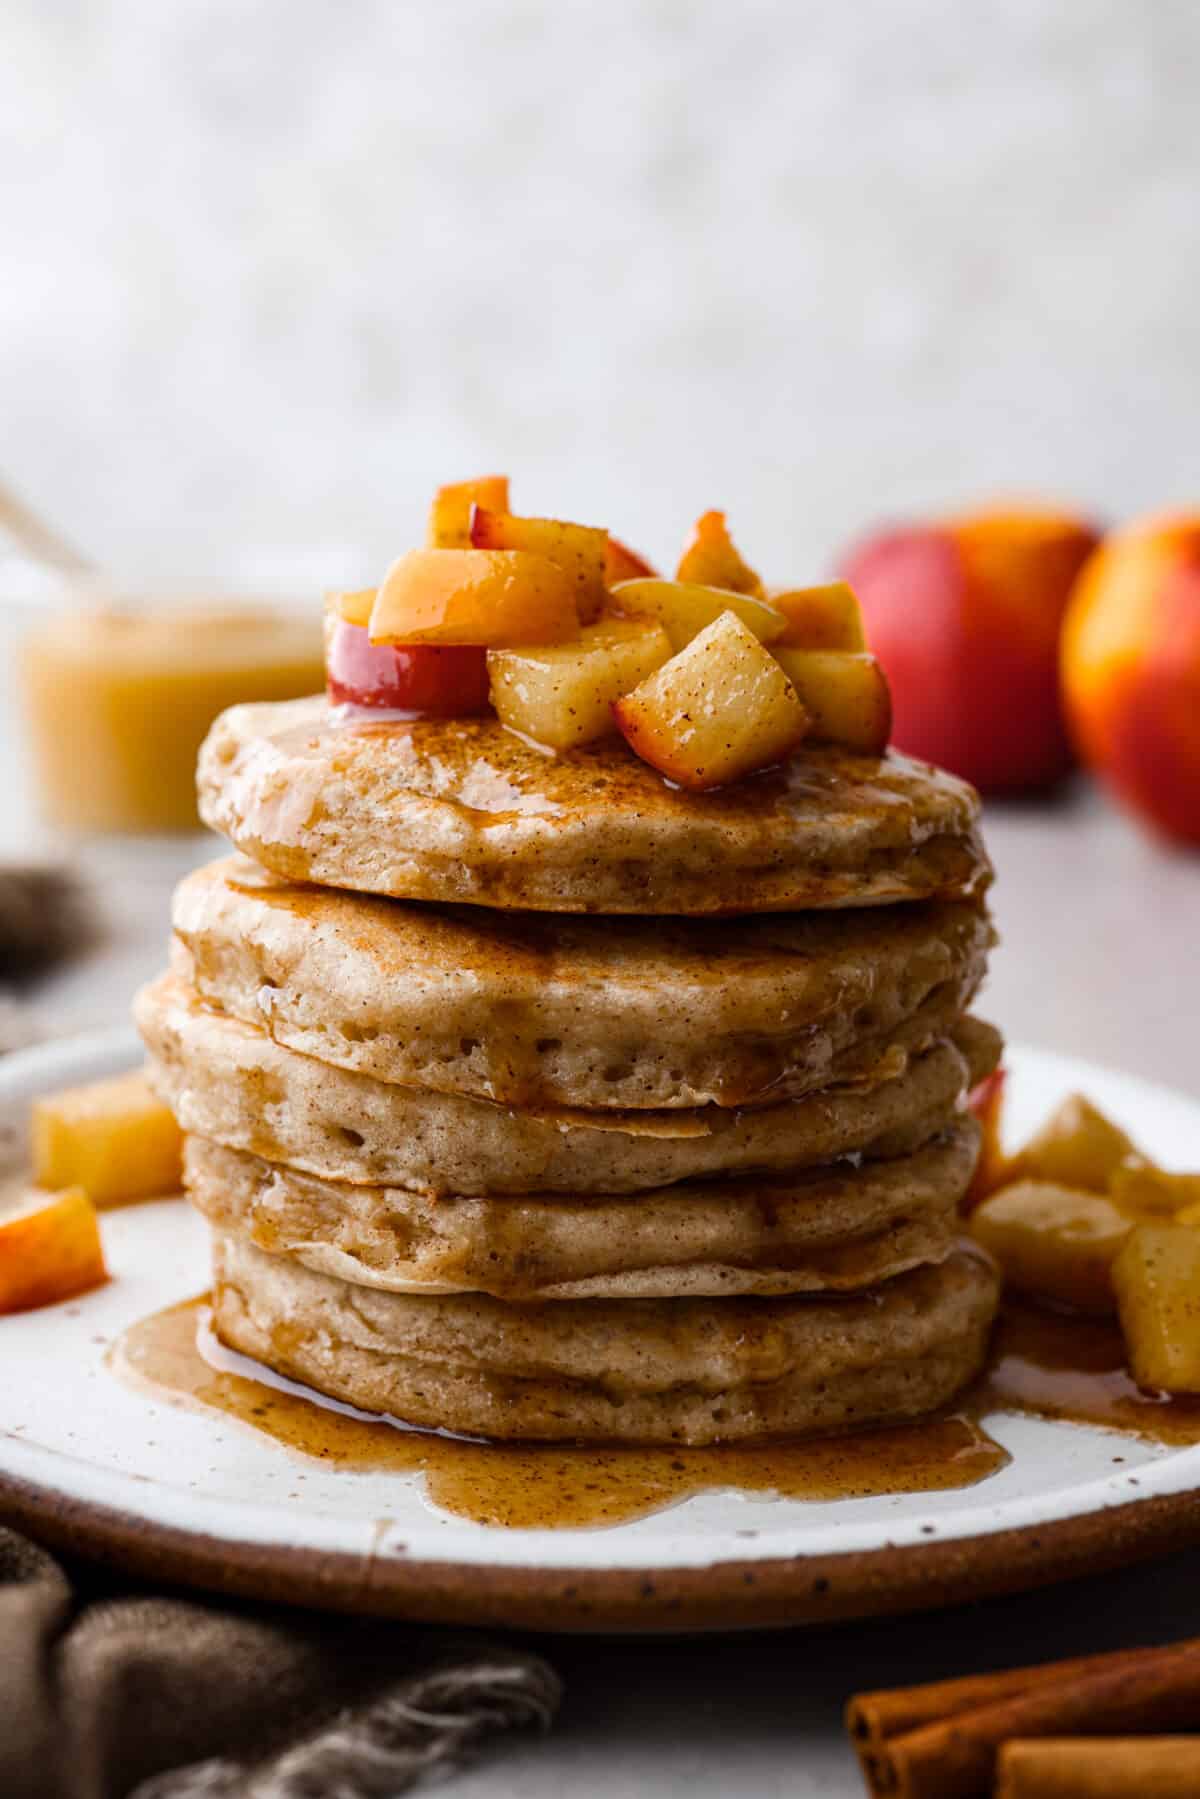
[137, 972, 1000, 1196]
[185, 1119, 979, 1300]
[171, 856, 994, 1110]
[210, 1232, 999, 1444]
[197, 697, 991, 915]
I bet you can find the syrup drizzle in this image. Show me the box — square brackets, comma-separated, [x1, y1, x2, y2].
[110, 1289, 1200, 1531]
[980, 1301, 1200, 1446]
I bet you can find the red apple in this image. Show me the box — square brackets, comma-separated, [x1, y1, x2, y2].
[325, 618, 490, 715]
[1062, 511, 1200, 845]
[840, 508, 1100, 793]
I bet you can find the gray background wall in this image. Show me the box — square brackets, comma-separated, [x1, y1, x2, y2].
[4, 0, 1199, 589]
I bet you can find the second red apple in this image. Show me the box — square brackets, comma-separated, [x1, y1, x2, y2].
[840, 508, 1100, 794]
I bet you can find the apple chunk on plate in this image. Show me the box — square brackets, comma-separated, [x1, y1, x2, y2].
[771, 650, 891, 755]
[1008, 1093, 1139, 1193]
[32, 1067, 183, 1207]
[614, 611, 810, 790]
[370, 549, 579, 648]
[1114, 1224, 1200, 1392]
[969, 1180, 1131, 1316]
[1113, 1161, 1200, 1217]
[0, 1186, 108, 1313]
[490, 618, 672, 750]
[610, 578, 786, 654]
[471, 507, 608, 623]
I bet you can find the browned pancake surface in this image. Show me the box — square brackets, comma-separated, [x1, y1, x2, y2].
[172, 855, 993, 1109]
[137, 972, 1000, 1196]
[198, 697, 991, 915]
[185, 1120, 979, 1300]
[211, 1233, 1000, 1444]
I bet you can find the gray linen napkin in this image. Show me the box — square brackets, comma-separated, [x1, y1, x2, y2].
[0, 860, 96, 1052]
[0, 1525, 561, 1799]
[0, 863, 95, 986]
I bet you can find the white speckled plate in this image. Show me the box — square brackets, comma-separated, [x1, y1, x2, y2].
[3, 1028, 1200, 1633]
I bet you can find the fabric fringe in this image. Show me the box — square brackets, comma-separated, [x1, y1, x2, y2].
[132, 1656, 563, 1799]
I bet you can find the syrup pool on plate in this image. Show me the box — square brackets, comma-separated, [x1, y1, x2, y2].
[111, 1295, 1008, 1530]
[109, 1289, 1200, 1532]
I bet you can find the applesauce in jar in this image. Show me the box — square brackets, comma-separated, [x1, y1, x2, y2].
[20, 603, 323, 832]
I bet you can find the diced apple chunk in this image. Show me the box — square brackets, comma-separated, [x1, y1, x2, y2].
[489, 619, 672, 751]
[609, 578, 787, 653]
[1010, 1093, 1140, 1193]
[771, 581, 867, 650]
[613, 611, 810, 791]
[675, 510, 764, 595]
[605, 536, 658, 584]
[1111, 1159, 1200, 1217]
[327, 588, 375, 628]
[427, 476, 510, 549]
[771, 650, 891, 755]
[370, 549, 579, 648]
[965, 1069, 1010, 1209]
[969, 1180, 1132, 1315]
[471, 508, 608, 624]
[32, 1068, 183, 1207]
[0, 1186, 108, 1312]
[1114, 1224, 1200, 1392]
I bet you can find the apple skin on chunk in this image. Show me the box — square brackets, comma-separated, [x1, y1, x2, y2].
[610, 578, 787, 654]
[771, 581, 867, 651]
[489, 618, 672, 751]
[965, 1068, 1010, 1209]
[676, 510, 764, 596]
[770, 650, 891, 756]
[326, 618, 490, 714]
[605, 536, 658, 584]
[471, 507, 609, 624]
[613, 610, 810, 791]
[0, 1186, 108, 1313]
[427, 476, 510, 548]
[370, 549, 580, 648]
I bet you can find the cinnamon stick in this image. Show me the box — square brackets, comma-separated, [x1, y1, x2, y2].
[849, 1637, 1200, 1799]
[997, 1737, 1200, 1798]
[846, 1641, 1165, 1754]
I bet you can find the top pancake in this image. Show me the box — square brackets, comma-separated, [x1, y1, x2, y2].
[198, 696, 991, 915]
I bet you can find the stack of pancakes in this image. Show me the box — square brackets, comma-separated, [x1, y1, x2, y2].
[136, 696, 1002, 1445]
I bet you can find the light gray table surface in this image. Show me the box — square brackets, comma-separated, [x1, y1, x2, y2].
[11, 784, 1200, 1797]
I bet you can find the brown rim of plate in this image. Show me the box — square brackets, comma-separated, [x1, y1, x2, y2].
[3, 1469, 1199, 1635]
